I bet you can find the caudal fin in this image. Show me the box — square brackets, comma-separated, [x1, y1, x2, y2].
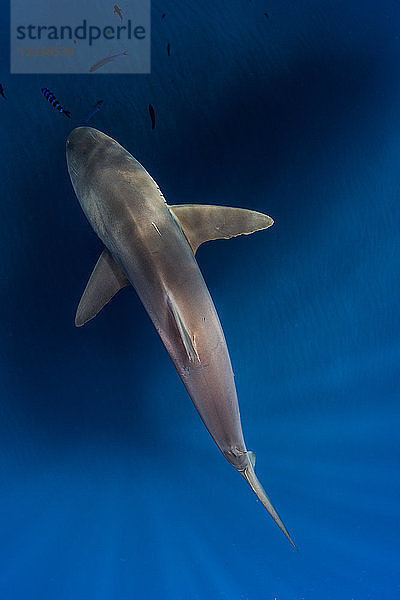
[63, 110, 71, 118]
[241, 462, 297, 549]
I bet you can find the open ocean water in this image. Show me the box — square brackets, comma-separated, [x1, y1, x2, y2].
[0, 0, 399, 598]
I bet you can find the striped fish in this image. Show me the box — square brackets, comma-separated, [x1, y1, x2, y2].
[41, 88, 71, 118]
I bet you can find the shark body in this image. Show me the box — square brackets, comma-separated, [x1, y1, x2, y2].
[66, 126, 295, 547]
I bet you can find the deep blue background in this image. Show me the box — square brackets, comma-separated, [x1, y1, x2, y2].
[1, 1, 399, 598]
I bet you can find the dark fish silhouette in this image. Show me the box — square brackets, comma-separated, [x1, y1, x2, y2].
[114, 5, 123, 23]
[84, 100, 103, 123]
[161, 13, 166, 19]
[167, 43, 171, 56]
[41, 88, 71, 117]
[0, 83, 6, 99]
[149, 104, 156, 129]
[89, 50, 127, 73]
[264, 12, 270, 19]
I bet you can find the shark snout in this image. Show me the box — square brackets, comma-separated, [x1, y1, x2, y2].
[66, 127, 111, 185]
[67, 127, 93, 172]
[66, 127, 102, 156]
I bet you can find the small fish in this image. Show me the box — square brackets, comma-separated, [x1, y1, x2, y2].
[0, 83, 6, 99]
[89, 50, 127, 73]
[114, 4, 123, 23]
[149, 104, 156, 129]
[167, 43, 171, 56]
[84, 99, 103, 123]
[264, 12, 270, 19]
[161, 13, 166, 19]
[41, 88, 71, 117]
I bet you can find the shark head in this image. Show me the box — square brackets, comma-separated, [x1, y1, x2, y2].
[66, 126, 167, 242]
[66, 127, 135, 240]
[66, 127, 110, 187]
[66, 127, 113, 237]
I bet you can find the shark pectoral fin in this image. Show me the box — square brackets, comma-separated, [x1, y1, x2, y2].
[169, 204, 274, 254]
[75, 248, 130, 327]
[166, 293, 198, 363]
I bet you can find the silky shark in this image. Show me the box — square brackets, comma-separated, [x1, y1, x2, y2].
[66, 127, 295, 548]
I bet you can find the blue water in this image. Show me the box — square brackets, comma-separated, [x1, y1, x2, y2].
[1, 1, 399, 598]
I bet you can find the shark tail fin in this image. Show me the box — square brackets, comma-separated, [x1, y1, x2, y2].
[241, 461, 297, 549]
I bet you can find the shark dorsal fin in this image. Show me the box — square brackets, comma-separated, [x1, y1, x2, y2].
[75, 248, 130, 327]
[166, 293, 199, 363]
[169, 204, 274, 254]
